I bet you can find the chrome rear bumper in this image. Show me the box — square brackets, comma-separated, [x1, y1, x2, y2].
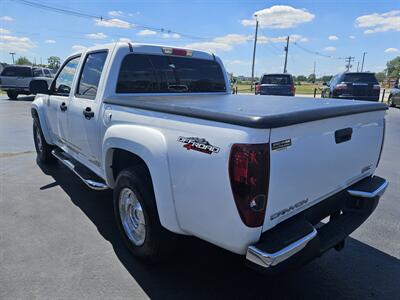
[246, 176, 388, 271]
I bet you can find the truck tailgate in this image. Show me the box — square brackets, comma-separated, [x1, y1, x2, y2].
[263, 110, 385, 232]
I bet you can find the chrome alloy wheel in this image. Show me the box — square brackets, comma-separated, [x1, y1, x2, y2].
[119, 187, 146, 246]
[35, 126, 43, 152]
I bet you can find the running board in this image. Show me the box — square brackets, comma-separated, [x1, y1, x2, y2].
[51, 149, 108, 190]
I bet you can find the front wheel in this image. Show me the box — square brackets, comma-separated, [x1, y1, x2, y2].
[33, 118, 56, 164]
[114, 166, 175, 261]
[7, 91, 18, 100]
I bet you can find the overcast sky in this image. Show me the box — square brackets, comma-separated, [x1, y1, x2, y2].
[0, 0, 399, 76]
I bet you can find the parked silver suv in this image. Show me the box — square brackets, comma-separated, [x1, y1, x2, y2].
[0, 65, 54, 100]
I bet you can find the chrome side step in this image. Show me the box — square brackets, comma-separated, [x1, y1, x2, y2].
[51, 149, 108, 190]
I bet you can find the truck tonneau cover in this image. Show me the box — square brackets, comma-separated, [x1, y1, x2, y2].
[104, 94, 387, 129]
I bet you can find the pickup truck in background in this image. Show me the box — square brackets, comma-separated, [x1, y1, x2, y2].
[30, 42, 388, 273]
[0, 65, 54, 100]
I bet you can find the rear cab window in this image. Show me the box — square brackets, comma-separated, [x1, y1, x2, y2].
[261, 74, 293, 85]
[1, 66, 32, 77]
[116, 54, 226, 93]
[342, 73, 378, 83]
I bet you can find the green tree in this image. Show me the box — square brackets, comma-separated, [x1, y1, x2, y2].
[15, 56, 32, 65]
[319, 75, 333, 83]
[296, 75, 307, 82]
[307, 73, 316, 83]
[385, 56, 400, 78]
[375, 72, 386, 82]
[47, 56, 61, 70]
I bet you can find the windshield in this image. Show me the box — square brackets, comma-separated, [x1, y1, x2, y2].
[1, 66, 32, 77]
[116, 54, 226, 93]
[342, 73, 378, 83]
[261, 74, 292, 85]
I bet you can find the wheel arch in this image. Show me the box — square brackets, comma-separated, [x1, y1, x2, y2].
[102, 125, 183, 234]
[31, 96, 53, 145]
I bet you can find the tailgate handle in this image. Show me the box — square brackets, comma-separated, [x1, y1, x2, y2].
[335, 128, 353, 144]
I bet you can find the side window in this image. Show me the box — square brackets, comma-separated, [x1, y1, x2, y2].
[76, 51, 108, 100]
[53, 56, 80, 96]
[32, 68, 43, 77]
[44, 69, 52, 77]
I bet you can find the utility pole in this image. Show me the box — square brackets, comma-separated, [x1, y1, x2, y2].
[357, 61, 360, 72]
[313, 61, 316, 83]
[9, 52, 16, 64]
[361, 52, 366, 72]
[250, 15, 259, 91]
[345, 56, 355, 71]
[283, 36, 290, 73]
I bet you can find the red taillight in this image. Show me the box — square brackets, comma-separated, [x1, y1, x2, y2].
[291, 85, 296, 95]
[336, 83, 348, 90]
[229, 143, 270, 227]
[162, 47, 193, 56]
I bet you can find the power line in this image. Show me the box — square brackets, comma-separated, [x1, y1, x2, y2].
[292, 42, 346, 60]
[10, 0, 210, 41]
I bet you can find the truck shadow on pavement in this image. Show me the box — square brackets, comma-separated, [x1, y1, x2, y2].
[38, 161, 400, 300]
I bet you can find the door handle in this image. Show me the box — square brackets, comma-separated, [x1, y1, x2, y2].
[83, 107, 94, 120]
[335, 128, 353, 144]
[60, 102, 67, 112]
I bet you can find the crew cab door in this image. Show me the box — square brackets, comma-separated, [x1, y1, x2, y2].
[46, 56, 81, 144]
[67, 51, 108, 171]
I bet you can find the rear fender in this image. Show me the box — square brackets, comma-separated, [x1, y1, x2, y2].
[103, 124, 183, 234]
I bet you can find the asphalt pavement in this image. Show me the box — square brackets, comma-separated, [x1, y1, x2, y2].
[0, 95, 399, 299]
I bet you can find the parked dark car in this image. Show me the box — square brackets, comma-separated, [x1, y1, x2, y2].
[321, 72, 380, 101]
[0, 65, 53, 100]
[259, 73, 295, 96]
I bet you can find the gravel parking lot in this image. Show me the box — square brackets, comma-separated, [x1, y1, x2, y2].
[0, 96, 399, 300]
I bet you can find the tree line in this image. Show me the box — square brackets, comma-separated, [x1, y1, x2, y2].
[12, 56, 61, 70]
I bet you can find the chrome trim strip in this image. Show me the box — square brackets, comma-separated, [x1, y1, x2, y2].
[52, 150, 108, 190]
[246, 228, 317, 268]
[347, 180, 388, 198]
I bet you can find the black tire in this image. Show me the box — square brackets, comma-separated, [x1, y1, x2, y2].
[113, 165, 175, 261]
[33, 118, 56, 164]
[7, 91, 18, 100]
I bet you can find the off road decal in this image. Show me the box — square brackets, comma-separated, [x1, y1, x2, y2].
[272, 139, 292, 151]
[178, 136, 220, 155]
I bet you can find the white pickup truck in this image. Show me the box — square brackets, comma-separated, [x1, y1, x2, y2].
[30, 42, 388, 272]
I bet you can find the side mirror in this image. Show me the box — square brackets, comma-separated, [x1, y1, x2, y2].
[30, 79, 49, 95]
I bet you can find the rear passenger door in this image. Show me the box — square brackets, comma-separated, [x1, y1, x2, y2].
[67, 51, 108, 171]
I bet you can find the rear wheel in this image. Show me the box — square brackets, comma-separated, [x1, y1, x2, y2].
[114, 165, 175, 261]
[33, 118, 56, 164]
[7, 91, 18, 100]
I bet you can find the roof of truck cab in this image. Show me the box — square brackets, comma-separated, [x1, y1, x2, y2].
[69, 42, 216, 61]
